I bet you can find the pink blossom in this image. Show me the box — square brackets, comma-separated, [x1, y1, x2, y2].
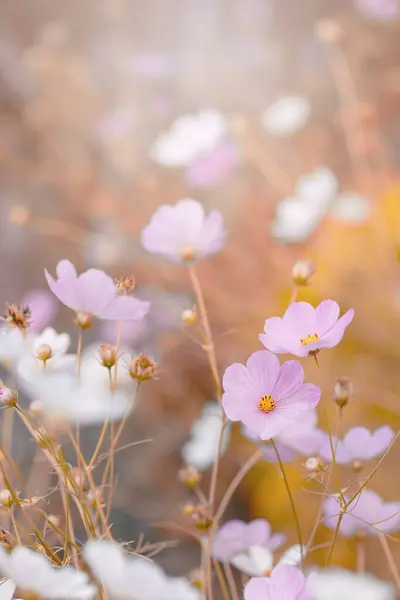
[260, 300, 354, 357]
[320, 426, 395, 464]
[323, 489, 400, 537]
[222, 350, 320, 440]
[244, 565, 309, 600]
[185, 142, 237, 189]
[355, 0, 399, 21]
[141, 199, 226, 263]
[212, 519, 285, 562]
[20, 289, 57, 333]
[45, 260, 149, 321]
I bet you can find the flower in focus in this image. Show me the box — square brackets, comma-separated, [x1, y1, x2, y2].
[213, 519, 285, 563]
[0, 546, 96, 599]
[320, 426, 394, 464]
[244, 565, 308, 600]
[84, 540, 200, 600]
[181, 401, 230, 471]
[323, 489, 400, 537]
[306, 567, 395, 600]
[260, 300, 354, 357]
[45, 260, 149, 322]
[222, 350, 320, 440]
[129, 354, 157, 382]
[354, 0, 399, 22]
[185, 142, 238, 189]
[262, 95, 311, 137]
[150, 109, 227, 167]
[141, 199, 227, 263]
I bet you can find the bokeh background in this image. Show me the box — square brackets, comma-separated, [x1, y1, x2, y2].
[1, 0, 400, 584]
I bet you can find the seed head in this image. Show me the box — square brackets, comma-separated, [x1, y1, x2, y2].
[0, 387, 17, 408]
[129, 354, 156, 382]
[36, 343, 53, 364]
[334, 377, 352, 409]
[98, 344, 117, 369]
[292, 260, 316, 286]
[115, 276, 135, 296]
[3, 303, 31, 330]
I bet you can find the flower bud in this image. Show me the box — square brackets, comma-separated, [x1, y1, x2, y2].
[47, 514, 60, 528]
[129, 355, 156, 382]
[0, 387, 17, 408]
[98, 344, 117, 369]
[178, 465, 201, 488]
[36, 343, 53, 364]
[115, 276, 135, 296]
[315, 19, 343, 44]
[334, 377, 352, 409]
[305, 456, 324, 473]
[29, 400, 44, 418]
[182, 308, 197, 325]
[86, 488, 103, 510]
[192, 506, 212, 531]
[292, 260, 315, 286]
[352, 460, 363, 473]
[0, 489, 13, 507]
[75, 311, 93, 330]
[182, 503, 196, 516]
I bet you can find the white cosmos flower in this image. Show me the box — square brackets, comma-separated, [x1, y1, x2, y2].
[84, 540, 200, 600]
[181, 401, 230, 471]
[330, 192, 371, 224]
[306, 567, 395, 600]
[0, 579, 15, 600]
[262, 95, 311, 137]
[0, 546, 96, 600]
[0, 328, 30, 367]
[151, 109, 227, 167]
[231, 544, 304, 577]
[32, 327, 70, 357]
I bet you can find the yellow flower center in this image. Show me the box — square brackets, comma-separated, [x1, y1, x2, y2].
[180, 246, 196, 261]
[300, 332, 319, 345]
[258, 394, 276, 413]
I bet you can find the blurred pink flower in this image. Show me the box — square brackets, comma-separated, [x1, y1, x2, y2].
[323, 489, 400, 537]
[45, 260, 149, 321]
[320, 426, 395, 464]
[355, 0, 399, 21]
[141, 199, 227, 263]
[222, 350, 320, 440]
[21, 290, 57, 334]
[185, 142, 238, 189]
[212, 519, 285, 562]
[260, 300, 354, 357]
[244, 565, 308, 600]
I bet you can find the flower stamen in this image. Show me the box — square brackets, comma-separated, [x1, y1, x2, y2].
[258, 394, 275, 413]
[300, 332, 319, 345]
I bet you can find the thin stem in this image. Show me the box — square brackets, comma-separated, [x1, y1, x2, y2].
[289, 286, 299, 305]
[271, 438, 304, 563]
[356, 538, 365, 573]
[326, 512, 344, 566]
[206, 534, 214, 600]
[88, 418, 110, 470]
[379, 534, 400, 595]
[76, 329, 83, 382]
[212, 558, 230, 600]
[112, 319, 123, 391]
[223, 563, 240, 600]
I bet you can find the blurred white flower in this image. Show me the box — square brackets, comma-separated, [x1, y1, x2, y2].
[151, 110, 227, 167]
[182, 401, 230, 471]
[306, 567, 395, 600]
[0, 579, 15, 600]
[330, 192, 371, 224]
[231, 544, 304, 577]
[0, 328, 30, 367]
[0, 546, 96, 599]
[33, 327, 70, 357]
[270, 167, 338, 242]
[84, 540, 200, 600]
[262, 95, 311, 137]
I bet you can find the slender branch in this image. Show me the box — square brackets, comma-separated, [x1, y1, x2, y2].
[223, 563, 240, 600]
[326, 512, 344, 566]
[379, 534, 400, 595]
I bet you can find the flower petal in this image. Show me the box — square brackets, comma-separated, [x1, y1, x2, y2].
[318, 309, 354, 347]
[272, 360, 304, 400]
[316, 299, 340, 335]
[246, 350, 280, 397]
[260, 317, 304, 355]
[283, 302, 317, 338]
[100, 296, 150, 321]
[77, 269, 116, 314]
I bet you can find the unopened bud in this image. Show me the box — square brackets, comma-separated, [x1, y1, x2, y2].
[75, 311, 93, 330]
[47, 514, 60, 528]
[352, 460, 363, 473]
[29, 400, 44, 418]
[0, 387, 17, 408]
[182, 308, 197, 325]
[36, 343, 53, 364]
[192, 506, 212, 531]
[98, 344, 117, 369]
[115, 276, 135, 296]
[315, 19, 343, 44]
[178, 465, 201, 488]
[334, 377, 352, 408]
[292, 260, 315, 286]
[129, 355, 156, 382]
[305, 456, 323, 473]
[0, 490, 14, 507]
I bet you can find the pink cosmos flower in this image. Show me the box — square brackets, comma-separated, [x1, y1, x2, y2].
[141, 199, 227, 263]
[260, 300, 354, 357]
[320, 426, 394, 464]
[323, 489, 400, 537]
[185, 142, 237, 189]
[244, 565, 309, 600]
[212, 519, 285, 562]
[21, 290, 57, 333]
[222, 350, 320, 440]
[45, 260, 149, 322]
[355, 0, 399, 21]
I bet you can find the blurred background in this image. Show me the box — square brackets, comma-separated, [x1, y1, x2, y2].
[1, 0, 400, 584]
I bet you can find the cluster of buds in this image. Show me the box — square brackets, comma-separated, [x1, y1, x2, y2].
[334, 377, 352, 409]
[178, 465, 201, 488]
[3, 303, 31, 330]
[181, 308, 197, 325]
[115, 276, 135, 296]
[98, 344, 117, 369]
[75, 311, 93, 330]
[292, 260, 315, 287]
[0, 387, 17, 408]
[129, 354, 156, 382]
[36, 343, 53, 365]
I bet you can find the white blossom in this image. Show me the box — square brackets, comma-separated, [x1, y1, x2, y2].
[262, 95, 311, 137]
[306, 567, 395, 600]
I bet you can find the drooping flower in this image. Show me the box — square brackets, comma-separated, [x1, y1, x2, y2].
[45, 260, 149, 322]
[181, 401, 230, 471]
[260, 300, 354, 358]
[262, 95, 311, 137]
[320, 426, 395, 464]
[185, 142, 238, 189]
[306, 567, 395, 600]
[244, 565, 308, 600]
[141, 199, 227, 263]
[323, 489, 400, 537]
[212, 519, 285, 563]
[0, 546, 96, 599]
[84, 540, 200, 600]
[222, 350, 320, 440]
